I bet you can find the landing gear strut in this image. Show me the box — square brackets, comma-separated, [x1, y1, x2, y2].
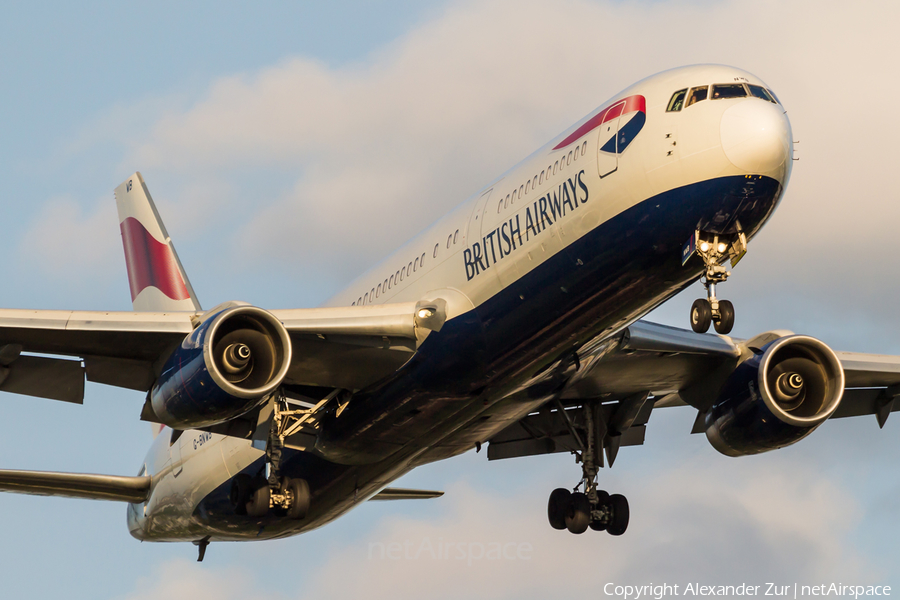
[546, 403, 630, 536]
[688, 230, 746, 335]
[229, 392, 316, 519]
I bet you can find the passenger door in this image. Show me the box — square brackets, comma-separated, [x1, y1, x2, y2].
[597, 100, 625, 178]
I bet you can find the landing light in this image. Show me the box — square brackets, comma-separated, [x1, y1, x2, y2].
[717, 242, 728, 253]
[699, 242, 710, 252]
[417, 308, 436, 319]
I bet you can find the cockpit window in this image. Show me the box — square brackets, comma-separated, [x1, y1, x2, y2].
[747, 84, 777, 103]
[666, 89, 687, 112]
[712, 84, 748, 100]
[686, 86, 708, 107]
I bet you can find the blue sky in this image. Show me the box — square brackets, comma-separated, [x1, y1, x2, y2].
[1, 0, 900, 598]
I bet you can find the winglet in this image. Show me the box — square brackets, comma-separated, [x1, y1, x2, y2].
[114, 173, 201, 312]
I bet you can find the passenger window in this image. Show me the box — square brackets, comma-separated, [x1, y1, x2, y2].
[396, 270, 400, 282]
[407, 261, 413, 275]
[364, 292, 369, 303]
[512, 189, 517, 202]
[581, 141, 587, 155]
[370, 288, 375, 299]
[573, 149, 578, 161]
[567, 151, 572, 165]
[525, 180, 530, 194]
[414, 258, 418, 271]
[505, 193, 510, 208]
[389, 274, 394, 287]
[686, 86, 708, 107]
[357, 297, 362, 305]
[712, 84, 747, 100]
[497, 199, 503, 213]
[666, 89, 687, 112]
[433, 244, 438, 258]
[447, 234, 452, 249]
[376, 284, 381, 297]
[420, 252, 425, 267]
[400, 268, 405, 280]
[383, 278, 388, 291]
[519, 185, 524, 197]
[454, 229, 459, 244]
[533, 175, 538, 187]
[554, 161, 558, 174]
[351, 301, 356, 306]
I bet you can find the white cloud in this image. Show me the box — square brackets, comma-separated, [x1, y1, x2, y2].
[304, 457, 870, 599]
[116, 560, 280, 600]
[70, 0, 895, 305]
[19, 195, 121, 281]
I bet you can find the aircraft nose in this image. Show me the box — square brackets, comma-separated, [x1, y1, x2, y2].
[720, 100, 790, 173]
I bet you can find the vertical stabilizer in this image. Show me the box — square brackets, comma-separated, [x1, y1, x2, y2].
[114, 173, 201, 312]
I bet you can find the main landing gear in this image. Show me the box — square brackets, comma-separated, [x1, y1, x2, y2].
[229, 394, 315, 520]
[688, 230, 746, 335]
[546, 403, 630, 536]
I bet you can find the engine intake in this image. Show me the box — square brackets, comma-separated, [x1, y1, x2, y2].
[706, 335, 844, 457]
[150, 305, 292, 429]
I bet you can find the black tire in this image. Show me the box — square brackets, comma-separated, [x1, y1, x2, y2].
[245, 478, 270, 518]
[714, 300, 735, 335]
[284, 477, 311, 520]
[589, 490, 610, 531]
[565, 492, 591, 534]
[547, 488, 571, 530]
[230, 474, 252, 516]
[691, 299, 712, 333]
[607, 494, 630, 536]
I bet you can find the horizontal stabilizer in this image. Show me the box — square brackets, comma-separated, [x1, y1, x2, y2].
[0, 469, 150, 503]
[369, 487, 444, 501]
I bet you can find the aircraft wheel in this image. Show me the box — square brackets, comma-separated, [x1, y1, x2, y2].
[565, 492, 591, 534]
[690, 299, 712, 333]
[548, 488, 571, 530]
[284, 477, 311, 520]
[714, 300, 735, 335]
[607, 494, 629, 536]
[230, 474, 252, 516]
[589, 490, 610, 531]
[245, 477, 270, 518]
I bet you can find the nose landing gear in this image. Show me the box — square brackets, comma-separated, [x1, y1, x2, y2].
[686, 230, 746, 335]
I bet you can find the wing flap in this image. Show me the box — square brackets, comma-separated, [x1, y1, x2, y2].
[0, 469, 150, 502]
[0, 355, 84, 403]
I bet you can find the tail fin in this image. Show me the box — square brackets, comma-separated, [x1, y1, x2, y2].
[114, 172, 201, 312]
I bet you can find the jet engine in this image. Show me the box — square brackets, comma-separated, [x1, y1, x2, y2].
[705, 335, 844, 457]
[150, 306, 292, 429]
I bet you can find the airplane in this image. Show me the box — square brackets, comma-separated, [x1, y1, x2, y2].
[1, 63, 898, 561]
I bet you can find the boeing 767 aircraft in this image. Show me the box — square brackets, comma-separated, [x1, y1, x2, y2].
[1, 64, 897, 560]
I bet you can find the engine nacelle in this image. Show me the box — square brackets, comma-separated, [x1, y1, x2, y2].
[150, 305, 292, 429]
[705, 335, 844, 457]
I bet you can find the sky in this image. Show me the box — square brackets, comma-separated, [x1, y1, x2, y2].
[1, 0, 899, 598]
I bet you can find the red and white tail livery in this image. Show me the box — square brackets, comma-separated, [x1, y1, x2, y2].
[114, 172, 201, 312]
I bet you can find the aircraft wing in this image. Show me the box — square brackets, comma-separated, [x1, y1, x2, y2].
[486, 320, 900, 463]
[0, 300, 443, 404]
